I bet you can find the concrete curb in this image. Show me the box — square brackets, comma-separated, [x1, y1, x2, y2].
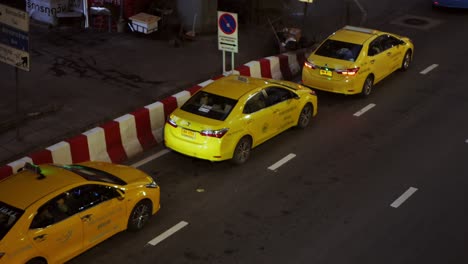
[0, 49, 308, 180]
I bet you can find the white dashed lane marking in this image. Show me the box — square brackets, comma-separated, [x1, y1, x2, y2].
[420, 64, 438, 75]
[268, 153, 296, 171]
[390, 187, 418, 208]
[147, 221, 189, 246]
[353, 103, 376, 117]
[132, 149, 171, 168]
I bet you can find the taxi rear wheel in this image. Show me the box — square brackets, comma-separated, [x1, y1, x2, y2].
[128, 200, 152, 231]
[360, 76, 373, 97]
[297, 104, 313, 129]
[231, 136, 252, 165]
[26, 258, 47, 264]
[400, 50, 412, 71]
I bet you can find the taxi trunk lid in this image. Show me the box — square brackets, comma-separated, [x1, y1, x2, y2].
[170, 111, 228, 143]
[307, 56, 359, 81]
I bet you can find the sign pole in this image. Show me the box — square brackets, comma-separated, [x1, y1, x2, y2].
[222, 50, 226, 73]
[231, 52, 234, 72]
[15, 67, 21, 140]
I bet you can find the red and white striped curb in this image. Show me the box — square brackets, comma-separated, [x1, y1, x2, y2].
[0, 50, 307, 180]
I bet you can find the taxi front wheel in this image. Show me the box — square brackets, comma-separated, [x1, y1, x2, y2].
[128, 200, 152, 231]
[231, 136, 252, 165]
[400, 50, 412, 71]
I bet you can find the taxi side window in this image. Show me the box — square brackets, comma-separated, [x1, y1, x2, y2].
[30, 192, 80, 229]
[368, 41, 382, 56]
[244, 92, 267, 114]
[265, 87, 295, 106]
[382, 35, 402, 50]
[72, 185, 120, 212]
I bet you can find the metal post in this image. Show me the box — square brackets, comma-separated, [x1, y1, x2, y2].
[15, 67, 21, 141]
[345, 0, 350, 25]
[231, 52, 234, 72]
[222, 50, 226, 73]
[302, 2, 308, 30]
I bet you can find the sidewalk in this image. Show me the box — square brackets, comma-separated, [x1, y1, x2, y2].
[0, 21, 305, 176]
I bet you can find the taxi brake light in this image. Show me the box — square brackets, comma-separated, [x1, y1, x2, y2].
[201, 128, 229, 138]
[167, 118, 177, 128]
[336, 67, 360, 76]
[304, 61, 316, 69]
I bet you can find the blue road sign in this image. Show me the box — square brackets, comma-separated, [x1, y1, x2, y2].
[0, 23, 28, 51]
[219, 13, 236, 35]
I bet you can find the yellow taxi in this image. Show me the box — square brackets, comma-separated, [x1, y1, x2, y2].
[302, 25, 414, 96]
[164, 75, 318, 164]
[0, 161, 160, 264]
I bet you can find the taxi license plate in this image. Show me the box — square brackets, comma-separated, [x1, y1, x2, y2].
[181, 128, 196, 139]
[319, 69, 332, 77]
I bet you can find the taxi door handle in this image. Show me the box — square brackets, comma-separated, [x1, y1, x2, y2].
[370, 60, 375, 64]
[273, 109, 280, 114]
[387, 52, 392, 56]
[247, 119, 253, 124]
[34, 234, 47, 241]
[81, 214, 92, 222]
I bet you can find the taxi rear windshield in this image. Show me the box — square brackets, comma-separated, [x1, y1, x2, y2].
[0, 202, 24, 240]
[315, 39, 362, 62]
[181, 91, 237, 121]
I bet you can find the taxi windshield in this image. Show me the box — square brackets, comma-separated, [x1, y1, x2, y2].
[0, 202, 24, 240]
[181, 91, 237, 121]
[59, 165, 127, 185]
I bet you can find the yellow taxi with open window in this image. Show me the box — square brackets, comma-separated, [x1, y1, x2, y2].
[164, 75, 318, 164]
[0, 162, 160, 264]
[302, 25, 414, 96]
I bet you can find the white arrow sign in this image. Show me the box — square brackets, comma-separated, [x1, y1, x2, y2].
[0, 43, 30, 71]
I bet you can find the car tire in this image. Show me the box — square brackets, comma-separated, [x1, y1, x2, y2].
[400, 50, 412, 71]
[231, 136, 252, 165]
[360, 75, 373, 97]
[297, 104, 313, 129]
[26, 258, 47, 264]
[127, 200, 152, 231]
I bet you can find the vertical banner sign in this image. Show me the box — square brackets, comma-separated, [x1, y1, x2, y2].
[217, 11, 238, 53]
[0, 4, 30, 71]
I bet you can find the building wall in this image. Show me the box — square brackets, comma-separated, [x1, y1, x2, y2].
[176, 0, 217, 34]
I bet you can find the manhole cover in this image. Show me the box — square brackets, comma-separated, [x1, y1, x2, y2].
[391, 15, 442, 30]
[403, 18, 429, 26]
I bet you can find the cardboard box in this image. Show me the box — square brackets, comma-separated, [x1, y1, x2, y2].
[129, 13, 161, 34]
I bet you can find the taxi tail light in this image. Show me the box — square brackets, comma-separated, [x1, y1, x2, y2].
[200, 128, 229, 138]
[0, 252, 4, 259]
[146, 181, 158, 188]
[166, 118, 177, 128]
[304, 61, 317, 69]
[336, 67, 360, 76]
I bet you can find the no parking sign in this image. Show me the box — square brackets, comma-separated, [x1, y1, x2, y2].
[217, 11, 238, 53]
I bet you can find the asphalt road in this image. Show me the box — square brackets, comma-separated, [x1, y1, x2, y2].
[69, 2, 468, 264]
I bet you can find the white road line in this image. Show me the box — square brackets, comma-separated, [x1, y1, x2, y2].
[390, 187, 418, 208]
[147, 221, 189, 246]
[465, 139, 468, 144]
[132, 149, 171, 168]
[268, 153, 296, 171]
[420, 64, 438, 75]
[353, 103, 376, 117]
